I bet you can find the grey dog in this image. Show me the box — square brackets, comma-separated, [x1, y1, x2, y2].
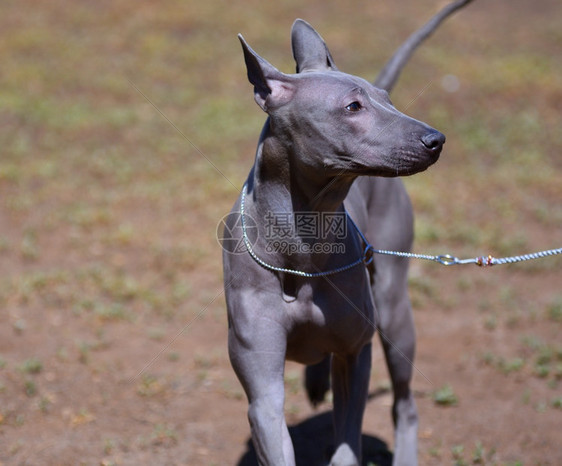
[222, 2, 472, 464]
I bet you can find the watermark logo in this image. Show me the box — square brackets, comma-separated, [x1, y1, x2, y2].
[264, 211, 347, 255]
[216, 212, 258, 255]
[217, 211, 348, 256]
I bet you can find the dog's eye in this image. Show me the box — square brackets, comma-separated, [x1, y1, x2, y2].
[345, 102, 362, 112]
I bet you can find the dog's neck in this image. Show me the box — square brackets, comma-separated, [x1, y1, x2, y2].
[249, 119, 354, 215]
[243, 120, 360, 274]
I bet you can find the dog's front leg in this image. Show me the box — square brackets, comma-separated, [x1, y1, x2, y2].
[228, 313, 295, 465]
[330, 342, 372, 466]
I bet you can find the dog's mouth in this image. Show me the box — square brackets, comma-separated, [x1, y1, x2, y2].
[388, 131, 445, 176]
[322, 127, 445, 178]
[395, 148, 442, 176]
[335, 145, 442, 178]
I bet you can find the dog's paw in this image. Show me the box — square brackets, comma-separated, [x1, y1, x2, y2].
[329, 443, 359, 466]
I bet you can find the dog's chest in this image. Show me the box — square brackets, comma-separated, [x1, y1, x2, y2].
[283, 272, 375, 361]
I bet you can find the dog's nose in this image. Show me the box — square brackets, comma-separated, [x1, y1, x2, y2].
[421, 130, 445, 151]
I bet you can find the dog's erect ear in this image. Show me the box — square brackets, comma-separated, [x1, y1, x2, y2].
[238, 34, 295, 112]
[291, 19, 338, 73]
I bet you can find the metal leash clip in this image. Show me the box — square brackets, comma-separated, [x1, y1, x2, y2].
[434, 254, 460, 266]
[363, 245, 375, 266]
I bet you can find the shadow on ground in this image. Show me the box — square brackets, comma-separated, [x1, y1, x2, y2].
[236, 409, 393, 466]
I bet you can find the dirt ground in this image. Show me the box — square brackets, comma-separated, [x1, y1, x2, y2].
[1, 0, 561, 465]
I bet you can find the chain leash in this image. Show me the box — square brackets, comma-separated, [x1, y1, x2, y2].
[240, 184, 561, 276]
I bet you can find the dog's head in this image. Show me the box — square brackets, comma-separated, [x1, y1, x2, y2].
[239, 19, 444, 178]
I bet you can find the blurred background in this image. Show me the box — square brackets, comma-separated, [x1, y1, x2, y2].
[0, 0, 560, 464]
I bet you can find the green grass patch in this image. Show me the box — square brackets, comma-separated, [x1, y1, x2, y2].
[433, 384, 458, 407]
[19, 358, 43, 375]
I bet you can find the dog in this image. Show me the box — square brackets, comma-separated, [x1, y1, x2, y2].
[222, 2, 471, 464]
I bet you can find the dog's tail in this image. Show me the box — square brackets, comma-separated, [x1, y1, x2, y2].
[374, 0, 474, 93]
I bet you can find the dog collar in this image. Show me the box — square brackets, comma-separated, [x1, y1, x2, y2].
[239, 184, 374, 278]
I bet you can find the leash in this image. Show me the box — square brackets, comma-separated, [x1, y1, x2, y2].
[240, 184, 562, 276]
[363, 248, 562, 267]
[346, 213, 562, 267]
